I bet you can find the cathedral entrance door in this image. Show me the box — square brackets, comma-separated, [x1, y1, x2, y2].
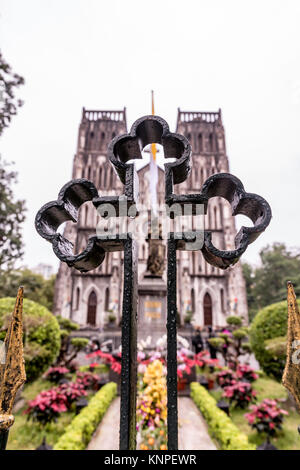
[87, 291, 97, 325]
[203, 292, 212, 326]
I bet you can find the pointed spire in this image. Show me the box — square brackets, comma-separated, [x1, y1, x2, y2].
[151, 90, 157, 161]
[282, 281, 300, 409]
[0, 287, 26, 416]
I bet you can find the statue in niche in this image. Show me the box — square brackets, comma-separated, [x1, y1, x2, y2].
[145, 220, 165, 277]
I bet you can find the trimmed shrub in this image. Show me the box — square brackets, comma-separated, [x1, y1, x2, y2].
[79, 364, 110, 374]
[54, 382, 117, 450]
[190, 382, 255, 450]
[0, 297, 60, 382]
[226, 316, 243, 327]
[249, 300, 297, 380]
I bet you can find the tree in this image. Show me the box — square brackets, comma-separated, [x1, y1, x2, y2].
[0, 158, 26, 272]
[0, 268, 55, 310]
[242, 243, 300, 321]
[0, 51, 26, 272]
[208, 316, 251, 367]
[0, 50, 24, 135]
[55, 316, 88, 368]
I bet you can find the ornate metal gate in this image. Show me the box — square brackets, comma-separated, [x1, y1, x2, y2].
[35, 115, 272, 450]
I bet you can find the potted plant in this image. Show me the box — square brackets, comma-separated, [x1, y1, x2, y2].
[107, 311, 116, 325]
[44, 366, 70, 384]
[215, 368, 236, 388]
[207, 370, 215, 390]
[236, 364, 259, 383]
[183, 310, 193, 328]
[245, 399, 288, 450]
[177, 376, 188, 391]
[25, 388, 68, 425]
[223, 381, 257, 409]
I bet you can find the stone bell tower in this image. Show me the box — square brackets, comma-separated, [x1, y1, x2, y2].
[175, 109, 248, 325]
[53, 109, 127, 325]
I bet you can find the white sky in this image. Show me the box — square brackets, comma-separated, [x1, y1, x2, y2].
[1, 0, 300, 271]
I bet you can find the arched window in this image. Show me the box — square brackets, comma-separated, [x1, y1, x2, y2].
[207, 206, 211, 228]
[105, 252, 109, 273]
[192, 251, 196, 274]
[191, 288, 195, 313]
[99, 168, 102, 188]
[214, 206, 217, 229]
[208, 133, 214, 152]
[87, 291, 97, 325]
[112, 132, 116, 139]
[87, 167, 91, 180]
[101, 132, 105, 140]
[198, 133, 203, 152]
[85, 206, 88, 226]
[200, 168, 204, 185]
[75, 287, 80, 310]
[203, 293, 213, 326]
[104, 287, 110, 311]
[187, 132, 191, 142]
[220, 288, 225, 312]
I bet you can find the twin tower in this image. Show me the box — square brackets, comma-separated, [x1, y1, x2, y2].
[53, 107, 248, 334]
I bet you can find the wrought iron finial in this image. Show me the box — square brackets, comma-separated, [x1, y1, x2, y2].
[282, 281, 300, 410]
[0, 287, 26, 450]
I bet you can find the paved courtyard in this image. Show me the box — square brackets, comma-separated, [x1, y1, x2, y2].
[88, 397, 216, 450]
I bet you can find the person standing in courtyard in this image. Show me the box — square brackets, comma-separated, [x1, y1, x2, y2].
[192, 326, 204, 354]
[207, 326, 217, 359]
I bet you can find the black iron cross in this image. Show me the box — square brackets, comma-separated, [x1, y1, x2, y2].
[35, 115, 271, 450]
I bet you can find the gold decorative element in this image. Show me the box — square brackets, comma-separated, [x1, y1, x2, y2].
[282, 281, 300, 410]
[0, 287, 26, 432]
[0, 414, 14, 431]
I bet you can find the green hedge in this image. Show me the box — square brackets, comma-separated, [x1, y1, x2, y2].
[54, 382, 117, 450]
[79, 364, 109, 373]
[190, 382, 255, 450]
[249, 300, 297, 380]
[0, 297, 60, 382]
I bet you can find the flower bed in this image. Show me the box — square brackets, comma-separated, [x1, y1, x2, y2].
[209, 376, 300, 450]
[137, 359, 168, 450]
[54, 382, 117, 450]
[190, 382, 255, 450]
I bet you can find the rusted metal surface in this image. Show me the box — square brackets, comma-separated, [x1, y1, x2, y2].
[35, 114, 272, 450]
[0, 287, 26, 450]
[282, 282, 300, 411]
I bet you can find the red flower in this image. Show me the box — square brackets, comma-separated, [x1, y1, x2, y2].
[245, 398, 288, 437]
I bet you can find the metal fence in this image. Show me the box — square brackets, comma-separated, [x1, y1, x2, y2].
[34, 115, 271, 450]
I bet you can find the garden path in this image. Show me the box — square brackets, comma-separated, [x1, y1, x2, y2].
[87, 397, 216, 450]
[178, 397, 216, 450]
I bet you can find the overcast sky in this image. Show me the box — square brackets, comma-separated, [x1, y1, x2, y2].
[1, 0, 300, 271]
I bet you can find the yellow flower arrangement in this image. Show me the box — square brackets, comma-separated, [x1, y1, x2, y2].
[136, 359, 168, 450]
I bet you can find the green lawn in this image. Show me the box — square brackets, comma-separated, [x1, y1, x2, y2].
[210, 376, 300, 450]
[7, 377, 76, 450]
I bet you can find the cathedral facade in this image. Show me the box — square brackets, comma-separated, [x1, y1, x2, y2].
[53, 107, 248, 328]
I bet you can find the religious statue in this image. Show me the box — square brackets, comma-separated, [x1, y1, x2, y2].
[146, 221, 165, 277]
